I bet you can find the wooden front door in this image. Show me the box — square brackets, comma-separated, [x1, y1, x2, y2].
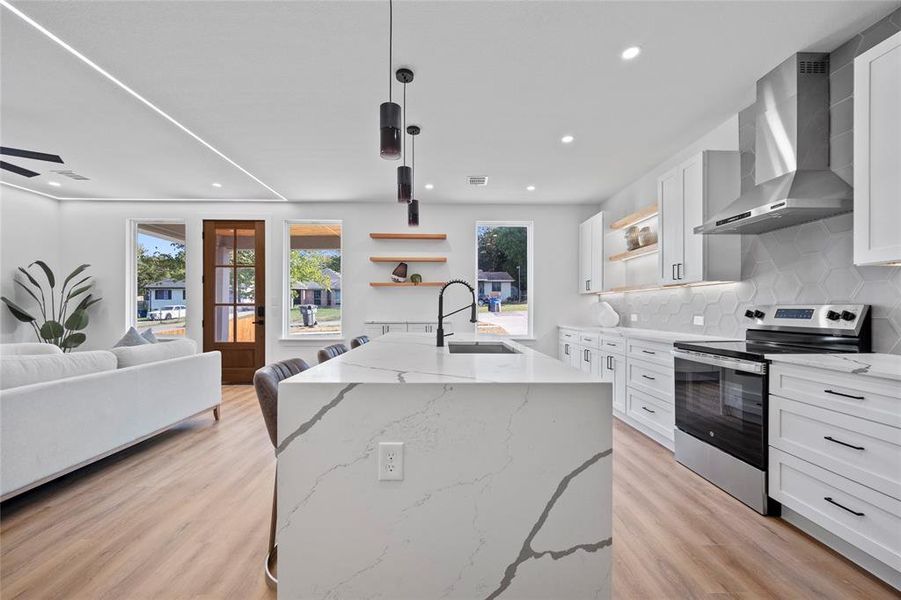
[203, 221, 265, 383]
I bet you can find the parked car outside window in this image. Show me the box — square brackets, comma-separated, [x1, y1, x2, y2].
[148, 305, 186, 321]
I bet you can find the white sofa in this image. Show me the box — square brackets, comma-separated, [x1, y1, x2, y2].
[0, 340, 221, 500]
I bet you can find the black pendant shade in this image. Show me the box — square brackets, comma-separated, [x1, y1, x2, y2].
[380, 102, 402, 159]
[408, 198, 419, 226]
[397, 165, 412, 202]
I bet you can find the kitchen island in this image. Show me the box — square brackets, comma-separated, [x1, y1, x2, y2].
[277, 333, 612, 599]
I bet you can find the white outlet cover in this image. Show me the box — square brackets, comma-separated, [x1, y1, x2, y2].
[693, 315, 705, 326]
[378, 442, 404, 481]
[630, 313, 638, 322]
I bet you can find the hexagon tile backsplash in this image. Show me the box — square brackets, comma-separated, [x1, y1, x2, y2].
[604, 213, 901, 354]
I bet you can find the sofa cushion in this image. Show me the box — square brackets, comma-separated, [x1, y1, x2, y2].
[0, 343, 63, 356]
[141, 329, 159, 344]
[0, 351, 117, 390]
[114, 327, 150, 348]
[110, 338, 197, 369]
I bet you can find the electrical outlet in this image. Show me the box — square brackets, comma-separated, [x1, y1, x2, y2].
[630, 313, 638, 322]
[693, 315, 704, 326]
[378, 442, 404, 481]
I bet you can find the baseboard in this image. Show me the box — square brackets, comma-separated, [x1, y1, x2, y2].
[780, 506, 901, 590]
[613, 409, 674, 452]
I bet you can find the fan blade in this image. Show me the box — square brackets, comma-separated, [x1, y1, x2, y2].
[0, 161, 40, 178]
[0, 147, 63, 163]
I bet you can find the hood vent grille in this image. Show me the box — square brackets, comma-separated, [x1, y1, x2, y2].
[52, 169, 90, 181]
[799, 59, 827, 74]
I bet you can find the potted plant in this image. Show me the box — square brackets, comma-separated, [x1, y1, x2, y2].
[1, 262, 102, 352]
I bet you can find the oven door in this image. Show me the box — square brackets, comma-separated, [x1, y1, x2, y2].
[673, 350, 767, 470]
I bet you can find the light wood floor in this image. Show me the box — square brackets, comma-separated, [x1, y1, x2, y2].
[1, 386, 895, 599]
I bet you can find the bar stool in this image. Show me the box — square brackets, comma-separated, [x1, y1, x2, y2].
[317, 343, 348, 363]
[350, 335, 370, 349]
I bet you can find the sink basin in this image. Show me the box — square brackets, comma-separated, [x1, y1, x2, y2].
[447, 341, 520, 354]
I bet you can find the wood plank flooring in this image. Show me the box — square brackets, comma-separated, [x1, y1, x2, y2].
[1, 386, 895, 599]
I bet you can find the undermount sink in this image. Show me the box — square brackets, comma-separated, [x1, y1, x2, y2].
[446, 341, 520, 354]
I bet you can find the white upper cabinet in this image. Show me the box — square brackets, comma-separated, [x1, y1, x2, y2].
[658, 150, 741, 285]
[579, 211, 605, 294]
[854, 30, 901, 266]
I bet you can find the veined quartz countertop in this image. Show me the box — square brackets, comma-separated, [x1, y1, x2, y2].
[285, 332, 601, 384]
[558, 324, 726, 343]
[766, 353, 901, 382]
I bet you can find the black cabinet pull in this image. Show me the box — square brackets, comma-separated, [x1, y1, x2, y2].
[606, 342, 617, 347]
[672, 264, 676, 280]
[584, 349, 590, 362]
[824, 389, 865, 400]
[642, 350, 656, 355]
[824, 497, 865, 517]
[641, 406, 656, 414]
[607, 356, 613, 370]
[824, 436, 865, 451]
[564, 343, 569, 356]
[642, 374, 656, 381]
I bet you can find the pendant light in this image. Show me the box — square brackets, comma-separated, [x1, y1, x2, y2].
[379, 0, 401, 159]
[396, 68, 414, 202]
[407, 124, 420, 226]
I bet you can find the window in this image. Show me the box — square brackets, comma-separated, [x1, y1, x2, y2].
[131, 221, 187, 336]
[476, 222, 532, 337]
[285, 221, 342, 337]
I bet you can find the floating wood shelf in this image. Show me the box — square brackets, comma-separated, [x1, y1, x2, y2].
[369, 256, 447, 263]
[609, 204, 659, 231]
[370, 233, 447, 240]
[608, 243, 658, 262]
[369, 281, 446, 287]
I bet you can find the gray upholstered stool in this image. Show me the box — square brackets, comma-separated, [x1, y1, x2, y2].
[350, 335, 370, 349]
[317, 343, 348, 364]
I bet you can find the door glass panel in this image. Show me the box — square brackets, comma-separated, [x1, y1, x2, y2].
[214, 306, 235, 342]
[236, 229, 255, 265]
[215, 229, 235, 265]
[236, 307, 255, 342]
[215, 267, 234, 303]
[236, 267, 255, 303]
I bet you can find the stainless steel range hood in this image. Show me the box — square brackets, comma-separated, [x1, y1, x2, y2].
[696, 53, 852, 235]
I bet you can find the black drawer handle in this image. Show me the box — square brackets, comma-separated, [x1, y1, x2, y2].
[606, 342, 617, 347]
[642, 374, 656, 381]
[641, 406, 656, 414]
[824, 497, 865, 517]
[641, 350, 656, 355]
[824, 436, 865, 451]
[824, 389, 865, 400]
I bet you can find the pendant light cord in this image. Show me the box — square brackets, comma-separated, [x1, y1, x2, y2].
[411, 133, 415, 190]
[388, 0, 393, 102]
[402, 82, 407, 166]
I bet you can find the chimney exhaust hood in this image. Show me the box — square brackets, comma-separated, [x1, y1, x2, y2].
[696, 53, 852, 235]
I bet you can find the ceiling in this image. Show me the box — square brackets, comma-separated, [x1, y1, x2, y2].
[1, 0, 898, 203]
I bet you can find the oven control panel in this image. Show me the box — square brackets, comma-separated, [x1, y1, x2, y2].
[744, 304, 869, 333]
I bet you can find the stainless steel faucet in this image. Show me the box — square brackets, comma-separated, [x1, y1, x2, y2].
[437, 279, 477, 347]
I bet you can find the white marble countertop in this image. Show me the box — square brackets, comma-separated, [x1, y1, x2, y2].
[558, 324, 724, 343]
[284, 333, 602, 384]
[766, 353, 901, 382]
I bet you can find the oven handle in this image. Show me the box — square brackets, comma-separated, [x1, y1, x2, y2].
[672, 349, 766, 375]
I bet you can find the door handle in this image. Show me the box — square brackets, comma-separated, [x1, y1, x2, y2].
[252, 320, 265, 325]
[672, 264, 676, 280]
[824, 436, 865, 451]
[824, 389, 865, 400]
[584, 349, 590, 362]
[641, 406, 656, 414]
[641, 349, 656, 355]
[824, 497, 864, 517]
[642, 374, 656, 381]
[564, 343, 569, 356]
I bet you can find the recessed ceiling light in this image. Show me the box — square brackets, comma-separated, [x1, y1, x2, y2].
[526, 185, 536, 191]
[424, 183, 434, 190]
[211, 182, 222, 188]
[561, 135, 574, 144]
[621, 46, 641, 60]
[47, 181, 61, 187]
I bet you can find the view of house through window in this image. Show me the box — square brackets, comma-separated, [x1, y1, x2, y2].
[286, 221, 341, 336]
[476, 222, 531, 337]
[135, 222, 187, 336]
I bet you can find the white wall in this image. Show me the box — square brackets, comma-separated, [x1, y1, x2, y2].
[45, 199, 596, 364]
[0, 187, 60, 343]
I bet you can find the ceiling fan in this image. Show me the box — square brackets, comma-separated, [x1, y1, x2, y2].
[0, 146, 64, 178]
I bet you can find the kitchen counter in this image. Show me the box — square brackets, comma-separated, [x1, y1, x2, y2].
[766, 353, 901, 382]
[277, 333, 613, 599]
[559, 324, 726, 343]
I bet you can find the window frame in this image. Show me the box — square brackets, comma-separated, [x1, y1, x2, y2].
[282, 219, 343, 340]
[474, 220, 534, 339]
[126, 218, 187, 334]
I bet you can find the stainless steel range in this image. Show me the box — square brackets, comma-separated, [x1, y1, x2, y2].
[672, 304, 871, 514]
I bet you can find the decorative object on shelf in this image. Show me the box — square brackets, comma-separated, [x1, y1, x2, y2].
[379, 0, 401, 159]
[396, 69, 414, 202]
[593, 301, 620, 327]
[407, 124, 421, 225]
[625, 225, 640, 250]
[609, 204, 658, 231]
[410, 273, 422, 285]
[391, 262, 408, 282]
[1, 261, 102, 352]
[638, 226, 657, 247]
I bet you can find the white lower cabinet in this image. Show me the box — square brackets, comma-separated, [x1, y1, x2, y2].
[600, 337, 626, 413]
[626, 386, 674, 440]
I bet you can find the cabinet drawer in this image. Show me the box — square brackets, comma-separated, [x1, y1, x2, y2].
[600, 336, 624, 355]
[627, 357, 673, 402]
[770, 396, 901, 500]
[770, 364, 901, 428]
[627, 387, 674, 440]
[559, 328, 579, 342]
[769, 448, 901, 570]
[626, 338, 674, 367]
[579, 333, 601, 349]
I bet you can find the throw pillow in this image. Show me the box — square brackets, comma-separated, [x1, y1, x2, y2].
[141, 328, 160, 344]
[114, 326, 151, 348]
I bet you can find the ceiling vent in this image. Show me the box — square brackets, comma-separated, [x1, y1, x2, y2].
[52, 169, 90, 181]
[467, 175, 488, 186]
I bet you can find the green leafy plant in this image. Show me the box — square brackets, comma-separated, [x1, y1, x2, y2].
[1, 262, 102, 352]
